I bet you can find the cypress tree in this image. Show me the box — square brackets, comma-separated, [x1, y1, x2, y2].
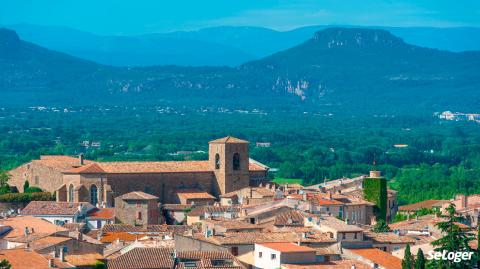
[414, 248, 425, 269]
[402, 244, 414, 269]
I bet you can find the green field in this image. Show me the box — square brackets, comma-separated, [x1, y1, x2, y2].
[273, 178, 304, 185]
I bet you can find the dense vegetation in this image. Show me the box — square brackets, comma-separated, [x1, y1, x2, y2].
[1, 105, 479, 205]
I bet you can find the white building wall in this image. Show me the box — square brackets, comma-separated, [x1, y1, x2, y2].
[254, 244, 281, 269]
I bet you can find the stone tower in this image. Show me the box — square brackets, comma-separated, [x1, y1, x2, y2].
[363, 170, 387, 221]
[209, 136, 250, 195]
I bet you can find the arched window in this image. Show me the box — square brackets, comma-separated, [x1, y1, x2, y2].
[68, 184, 74, 202]
[233, 153, 240, 170]
[215, 154, 221, 169]
[90, 185, 98, 205]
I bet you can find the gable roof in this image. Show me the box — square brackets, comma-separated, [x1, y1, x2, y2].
[399, 200, 448, 211]
[107, 247, 174, 269]
[66, 163, 105, 174]
[0, 249, 52, 269]
[176, 189, 215, 200]
[349, 248, 402, 269]
[117, 191, 158, 200]
[21, 201, 90, 216]
[209, 136, 248, 144]
[0, 216, 67, 238]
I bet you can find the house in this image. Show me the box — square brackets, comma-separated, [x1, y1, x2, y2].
[114, 191, 161, 225]
[86, 207, 115, 230]
[343, 248, 402, 269]
[315, 216, 364, 245]
[162, 204, 192, 224]
[398, 199, 447, 213]
[254, 242, 317, 269]
[19, 201, 94, 225]
[363, 231, 415, 253]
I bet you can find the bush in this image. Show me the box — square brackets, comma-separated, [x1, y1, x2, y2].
[0, 192, 55, 203]
[24, 186, 43, 193]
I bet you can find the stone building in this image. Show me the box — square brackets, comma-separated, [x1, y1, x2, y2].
[114, 191, 160, 225]
[8, 136, 269, 207]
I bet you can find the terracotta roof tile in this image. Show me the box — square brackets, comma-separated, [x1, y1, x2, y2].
[176, 189, 215, 200]
[258, 242, 315, 253]
[0, 249, 51, 269]
[101, 224, 188, 234]
[117, 191, 158, 200]
[107, 247, 174, 269]
[399, 200, 449, 211]
[66, 163, 105, 174]
[21, 201, 91, 216]
[0, 216, 67, 238]
[274, 210, 306, 227]
[282, 260, 371, 269]
[363, 231, 416, 244]
[349, 248, 402, 269]
[87, 207, 115, 220]
[209, 136, 248, 144]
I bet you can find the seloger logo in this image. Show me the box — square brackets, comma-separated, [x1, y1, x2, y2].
[427, 251, 474, 263]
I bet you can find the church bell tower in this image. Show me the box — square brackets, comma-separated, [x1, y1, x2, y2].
[209, 136, 250, 195]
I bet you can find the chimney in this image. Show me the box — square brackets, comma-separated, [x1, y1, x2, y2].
[79, 154, 84, 166]
[24, 227, 29, 236]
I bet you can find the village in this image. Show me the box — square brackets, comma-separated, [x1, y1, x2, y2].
[0, 137, 477, 269]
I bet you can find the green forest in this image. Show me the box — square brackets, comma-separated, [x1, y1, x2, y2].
[1, 105, 479, 205]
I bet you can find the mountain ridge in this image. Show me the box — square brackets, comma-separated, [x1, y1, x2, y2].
[0, 27, 479, 113]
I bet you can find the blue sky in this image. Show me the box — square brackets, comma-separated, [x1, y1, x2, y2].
[1, 0, 479, 35]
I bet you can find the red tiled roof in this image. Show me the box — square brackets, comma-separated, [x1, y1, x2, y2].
[107, 247, 174, 269]
[21, 201, 90, 216]
[399, 200, 448, 211]
[117, 191, 158, 200]
[349, 248, 402, 269]
[0, 216, 67, 238]
[0, 249, 51, 269]
[282, 260, 370, 269]
[209, 136, 248, 144]
[258, 242, 315, 253]
[176, 189, 215, 200]
[66, 163, 105, 174]
[87, 207, 115, 220]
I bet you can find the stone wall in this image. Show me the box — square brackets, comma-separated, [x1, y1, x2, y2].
[8, 162, 64, 192]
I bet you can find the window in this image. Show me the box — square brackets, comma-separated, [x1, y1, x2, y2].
[342, 233, 346, 239]
[68, 184, 74, 202]
[258, 252, 262, 258]
[231, 247, 238, 256]
[354, 233, 358, 239]
[137, 211, 142, 220]
[90, 185, 98, 205]
[215, 154, 221, 169]
[271, 254, 276, 260]
[326, 206, 329, 212]
[233, 153, 240, 170]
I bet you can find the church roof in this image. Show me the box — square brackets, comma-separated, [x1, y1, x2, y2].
[209, 136, 249, 144]
[67, 163, 105, 174]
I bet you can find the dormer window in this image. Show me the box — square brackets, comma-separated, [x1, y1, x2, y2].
[215, 154, 221, 169]
[233, 153, 240, 170]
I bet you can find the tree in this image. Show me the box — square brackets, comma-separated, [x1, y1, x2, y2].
[372, 219, 391, 233]
[23, 180, 29, 192]
[0, 171, 10, 195]
[0, 259, 11, 269]
[414, 248, 425, 269]
[431, 203, 475, 269]
[402, 244, 414, 269]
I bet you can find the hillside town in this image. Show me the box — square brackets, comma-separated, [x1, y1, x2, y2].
[0, 137, 477, 269]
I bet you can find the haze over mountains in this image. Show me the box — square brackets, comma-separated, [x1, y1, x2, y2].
[1, 27, 479, 114]
[5, 23, 480, 67]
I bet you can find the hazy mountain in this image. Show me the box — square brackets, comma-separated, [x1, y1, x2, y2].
[5, 24, 480, 67]
[1, 27, 479, 113]
[5, 24, 254, 67]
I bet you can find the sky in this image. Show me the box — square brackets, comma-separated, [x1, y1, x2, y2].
[1, 0, 479, 35]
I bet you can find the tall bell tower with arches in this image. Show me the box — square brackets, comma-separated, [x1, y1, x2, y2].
[209, 136, 250, 195]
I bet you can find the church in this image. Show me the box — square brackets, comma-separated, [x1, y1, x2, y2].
[8, 136, 269, 206]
